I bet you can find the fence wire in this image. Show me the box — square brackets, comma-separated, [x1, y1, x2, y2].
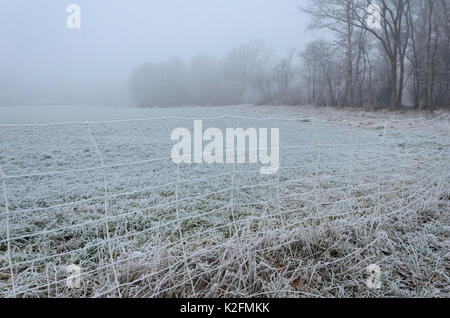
[0, 114, 448, 298]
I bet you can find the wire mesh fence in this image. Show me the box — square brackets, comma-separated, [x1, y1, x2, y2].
[0, 114, 448, 297]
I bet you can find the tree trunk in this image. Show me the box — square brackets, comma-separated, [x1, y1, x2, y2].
[390, 55, 398, 109]
[345, 1, 354, 107]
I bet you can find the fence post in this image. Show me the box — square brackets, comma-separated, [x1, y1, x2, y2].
[222, 115, 241, 241]
[348, 126, 355, 220]
[433, 115, 450, 204]
[272, 118, 294, 258]
[377, 119, 389, 217]
[273, 118, 283, 225]
[164, 118, 196, 297]
[85, 123, 122, 297]
[0, 167, 16, 297]
[313, 119, 322, 217]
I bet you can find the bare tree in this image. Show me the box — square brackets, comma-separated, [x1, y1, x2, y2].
[305, 0, 411, 109]
[304, 0, 356, 106]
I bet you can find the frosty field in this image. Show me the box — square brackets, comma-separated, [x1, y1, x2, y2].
[0, 105, 449, 298]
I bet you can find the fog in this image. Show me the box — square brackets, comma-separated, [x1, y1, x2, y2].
[0, 0, 315, 106]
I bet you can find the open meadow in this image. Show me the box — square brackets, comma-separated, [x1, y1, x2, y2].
[0, 105, 449, 297]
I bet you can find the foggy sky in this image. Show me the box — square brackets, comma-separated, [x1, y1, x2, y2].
[0, 0, 316, 106]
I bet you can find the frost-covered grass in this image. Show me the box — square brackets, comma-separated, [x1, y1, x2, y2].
[0, 105, 448, 298]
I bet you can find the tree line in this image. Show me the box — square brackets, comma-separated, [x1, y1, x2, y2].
[130, 41, 303, 107]
[304, 0, 449, 110]
[130, 0, 450, 110]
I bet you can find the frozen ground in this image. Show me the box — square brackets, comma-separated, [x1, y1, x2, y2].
[0, 105, 449, 298]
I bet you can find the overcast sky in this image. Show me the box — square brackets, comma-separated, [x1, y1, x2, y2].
[0, 0, 317, 105]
